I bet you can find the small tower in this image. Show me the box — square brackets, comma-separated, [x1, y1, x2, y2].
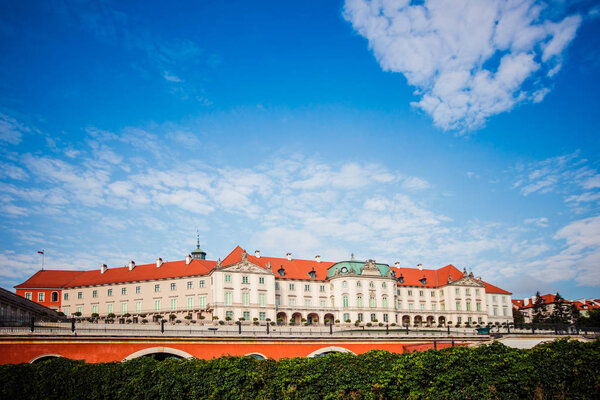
[191, 233, 207, 260]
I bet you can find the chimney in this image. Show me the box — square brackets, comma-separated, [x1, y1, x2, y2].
[128, 260, 135, 271]
[186, 254, 192, 265]
[286, 252, 292, 261]
[417, 263, 423, 271]
[255, 250, 261, 258]
[395, 261, 400, 268]
[315, 255, 321, 263]
[100, 264, 108, 274]
[156, 257, 163, 268]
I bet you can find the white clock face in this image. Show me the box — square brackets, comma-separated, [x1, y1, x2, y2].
[341, 267, 348, 273]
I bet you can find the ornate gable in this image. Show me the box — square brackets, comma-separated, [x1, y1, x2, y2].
[447, 274, 485, 288]
[223, 256, 273, 275]
[361, 259, 381, 276]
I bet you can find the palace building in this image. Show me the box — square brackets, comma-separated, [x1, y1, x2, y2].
[15, 242, 513, 327]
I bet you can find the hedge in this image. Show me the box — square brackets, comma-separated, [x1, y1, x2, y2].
[0, 339, 598, 399]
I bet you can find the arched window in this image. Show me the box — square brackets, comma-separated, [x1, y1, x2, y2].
[369, 296, 376, 308]
[51, 292, 58, 302]
[369, 281, 374, 288]
[342, 281, 348, 288]
[357, 296, 363, 307]
[382, 282, 387, 288]
[382, 296, 388, 308]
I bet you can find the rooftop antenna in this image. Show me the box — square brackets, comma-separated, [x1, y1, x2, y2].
[350, 253, 355, 260]
[37, 249, 45, 271]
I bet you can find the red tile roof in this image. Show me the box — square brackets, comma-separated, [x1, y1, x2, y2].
[14, 245, 512, 295]
[222, 246, 334, 281]
[14, 270, 83, 289]
[64, 259, 216, 287]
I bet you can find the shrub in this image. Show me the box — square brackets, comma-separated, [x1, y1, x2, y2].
[218, 320, 224, 325]
[366, 322, 372, 327]
[345, 319, 351, 323]
[169, 314, 176, 321]
[212, 316, 219, 320]
[184, 315, 192, 320]
[107, 313, 115, 319]
[199, 315, 205, 320]
[175, 320, 182, 324]
[91, 313, 99, 318]
[139, 313, 147, 318]
[378, 322, 384, 327]
[141, 319, 148, 324]
[190, 320, 196, 324]
[334, 319, 340, 324]
[225, 316, 232, 321]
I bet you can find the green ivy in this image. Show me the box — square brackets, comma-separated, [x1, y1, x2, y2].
[0, 339, 598, 399]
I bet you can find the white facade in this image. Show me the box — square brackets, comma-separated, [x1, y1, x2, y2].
[60, 252, 512, 327]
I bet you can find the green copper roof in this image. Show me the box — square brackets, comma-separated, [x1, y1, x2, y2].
[327, 260, 391, 278]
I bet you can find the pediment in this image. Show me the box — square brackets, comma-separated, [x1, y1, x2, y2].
[448, 275, 485, 288]
[223, 260, 273, 275]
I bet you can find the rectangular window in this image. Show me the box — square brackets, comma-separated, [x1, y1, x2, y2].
[343, 296, 349, 308]
[226, 311, 233, 319]
[357, 296, 363, 307]
[92, 290, 97, 298]
[63, 306, 70, 316]
[458, 316, 462, 324]
[275, 282, 279, 290]
[77, 306, 82, 314]
[440, 290, 444, 296]
[420, 303, 425, 310]
[225, 292, 232, 306]
[242, 276, 249, 284]
[259, 312, 266, 321]
[382, 297, 388, 308]
[199, 280, 205, 288]
[370, 313, 376, 322]
[25, 292, 31, 300]
[304, 284, 310, 292]
[503, 308, 507, 316]
[170, 283, 176, 291]
[38, 292, 45, 302]
[121, 302, 127, 314]
[466, 302, 471, 311]
[432, 304, 436, 311]
[476, 302, 481, 311]
[64, 293, 69, 300]
[478, 317, 482, 324]
[136, 301, 141, 313]
[187, 297, 194, 310]
[199, 296, 206, 308]
[289, 283, 295, 290]
[419, 290, 424, 297]
[456, 302, 461, 310]
[475, 289, 480, 296]
[468, 316, 472, 324]
[242, 292, 249, 306]
[154, 284, 160, 292]
[225, 274, 231, 283]
[289, 297, 296, 306]
[170, 298, 176, 311]
[493, 295, 497, 302]
[320, 285, 325, 292]
[259, 277, 265, 284]
[455, 288, 460, 295]
[320, 299, 326, 307]
[77, 292, 83, 299]
[358, 313, 363, 322]
[153, 299, 160, 312]
[243, 311, 250, 320]
[92, 305, 98, 314]
[357, 281, 362, 287]
[466, 288, 471, 296]
[122, 287, 127, 295]
[259, 293, 265, 307]
[383, 313, 388, 322]
[343, 312, 350, 321]
[136, 286, 141, 294]
[407, 290, 413, 296]
[441, 303, 445, 311]
[431, 291, 436, 297]
[331, 298, 335, 307]
[187, 281, 193, 289]
[493, 308, 498, 316]
[275, 296, 280, 306]
[304, 298, 311, 307]
[107, 303, 113, 314]
[369, 296, 376, 308]
[397, 300, 401, 309]
[408, 303, 414, 310]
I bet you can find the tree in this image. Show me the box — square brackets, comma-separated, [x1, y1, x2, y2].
[549, 293, 571, 324]
[532, 291, 548, 323]
[578, 309, 600, 327]
[512, 308, 525, 325]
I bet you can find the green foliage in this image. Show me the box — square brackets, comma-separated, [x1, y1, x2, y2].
[0, 339, 598, 399]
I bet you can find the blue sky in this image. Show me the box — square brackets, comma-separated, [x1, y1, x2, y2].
[0, 0, 599, 299]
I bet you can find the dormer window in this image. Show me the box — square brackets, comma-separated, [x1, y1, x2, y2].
[419, 276, 427, 285]
[308, 268, 316, 279]
[397, 274, 404, 284]
[278, 266, 285, 277]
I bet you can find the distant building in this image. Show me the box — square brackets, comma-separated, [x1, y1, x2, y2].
[14, 242, 513, 326]
[0, 286, 62, 325]
[512, 293, 600, 323]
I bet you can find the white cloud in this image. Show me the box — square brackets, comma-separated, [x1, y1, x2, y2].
[401, 176, 430, 191]
[343, 0, 583, 131]
[0, 113, 31, 144]
[163, 71, 182, 83]
[524, 217, 549, 227]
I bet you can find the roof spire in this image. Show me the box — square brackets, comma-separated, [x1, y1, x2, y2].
[191, 231, 206, 260]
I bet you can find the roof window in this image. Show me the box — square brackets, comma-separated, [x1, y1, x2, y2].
[278, 266, 285, 277]
[419, 275, 427, 285]
[397, 273, 404, 284]
[308, 267, 316, 279]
